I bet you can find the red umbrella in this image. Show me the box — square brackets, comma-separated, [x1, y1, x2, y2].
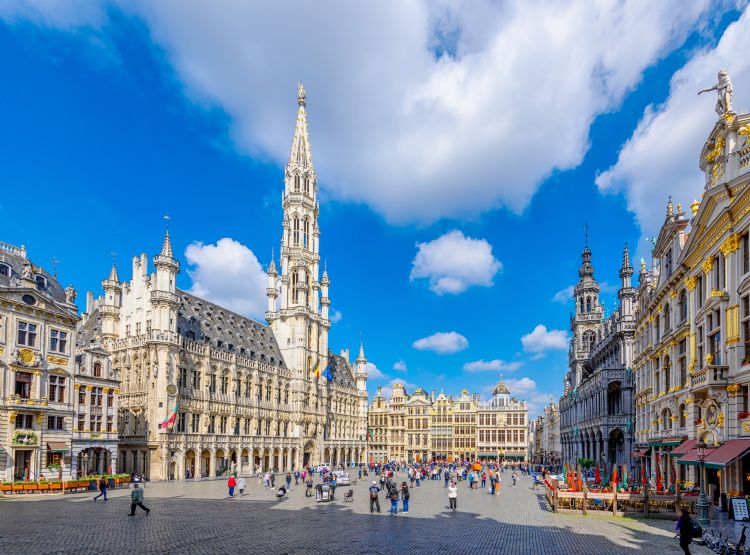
[595, 464, 601, 485]
[655, 458, 663, 493]
[641, 464, 646, 485]
[612, 464, 618, 485]
[577, 470, 583, 492]
[670, 464, 677, 493]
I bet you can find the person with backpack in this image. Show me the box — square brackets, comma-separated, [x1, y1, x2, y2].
[93, 477, 108, 501]
[388, 484, 399, 515]
[400, 481, 410, 513]
[369, 481, 381, 513]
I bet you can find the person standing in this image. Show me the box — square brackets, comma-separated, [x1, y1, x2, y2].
[448, 481, 458, 511]
[93, 477, 108, 501]
[286, 472, 292, 491]
[369, 481, 381, 513]
[294, 470, 300, 485]
[481, 472, 487, 489]
[389, 484, 399, 515]
[270, 472, 276, 488]
[512, 472, 517, 487]
[227, 475, 237, 497]
[128, 483, 150, 516]
[444, 471, 450, 488]
[676, 509, 695, 555]
[400, 482, 410, 513]
[237, 476, 246, 495]
[415, 472, 421, 488]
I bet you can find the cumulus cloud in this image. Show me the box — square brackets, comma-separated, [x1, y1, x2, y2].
[380, 378, 417, 400]
[393, 359, 408, 372]
[463, 359, 522, 373]
[521, 325, 569, 355]
[364, 362, 385, 380]
[0, 0, 719, 223]
[413, 331, 468, 354]
[410, 230, 501, 295]
[596, 6, 750, 242]
[185, 238, 267, 320]
[552, 285, 575, 304]
[329, 308, 343, 323]
[482, 376, 557, 417]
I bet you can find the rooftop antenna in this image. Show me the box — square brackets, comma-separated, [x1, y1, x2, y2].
[51, 256, 60, 278]
[584, 222, 589, 248]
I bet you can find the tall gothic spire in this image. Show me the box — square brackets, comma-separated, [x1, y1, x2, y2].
[288, 83, 314, 171]
[160, 229, 174, 258]
[108, 262, 120, 282]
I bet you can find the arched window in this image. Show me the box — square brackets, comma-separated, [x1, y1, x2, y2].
[293, 217, 300, 246]
[679, 404, 686, 428]
[303, 218, 309, 249]
[304, 177, 309, 194]
[579, 297, 584, 314]
[35, 275, 47, 290]
[663, 356, 671, 392]
[678, 290, 687, 322]
[664, 303, 671, 332]
[294, 174, 300, 192]
[582, 330, 595, 351]
[586, 297, 592, 313]
[93, 362, 102, 378]
[0, 263, 9, 276]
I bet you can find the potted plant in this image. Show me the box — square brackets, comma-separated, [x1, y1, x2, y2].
[49, 481, 62, 491]
[38, 481, 50, 491]
[23, 482, 38, 491]
[12, 482, 24, 492]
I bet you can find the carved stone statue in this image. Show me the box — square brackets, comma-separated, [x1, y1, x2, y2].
[21, 259, 32, 279]
[65, 285, 77, 304]
[699, 69, 733, 116]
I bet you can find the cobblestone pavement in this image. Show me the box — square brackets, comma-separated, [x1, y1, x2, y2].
[0, 472, 715, 554]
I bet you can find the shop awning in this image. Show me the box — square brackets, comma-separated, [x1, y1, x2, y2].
[633, 448, 650, 457]
[672, 439, 697, 457]
[676, 439, 750, 468]
[478, 453, 497, 458]
[47, 442, 68, 452]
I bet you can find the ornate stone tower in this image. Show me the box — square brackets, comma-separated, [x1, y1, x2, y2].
[567, 241, 604, 390]
[618, 244, 636, 324]
[355, 342, 368, 393]
[266, 85, 330, 377]
[151, 230, 180, 334]
[100, 263, 121, 344]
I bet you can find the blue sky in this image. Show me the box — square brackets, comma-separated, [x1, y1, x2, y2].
[1, 1, 749, 415]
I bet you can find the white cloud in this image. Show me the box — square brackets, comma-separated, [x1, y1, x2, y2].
[185, 238, 267, 320]
[410, 230, 501, 295]
[482, 376, 557, 417]
[364, 362, 385, 380]
[329, 308, 343, 323]
[393, 359, 408, 372]
[552, 285, 575, 304]
[596, 6, 750, 243]
[521, 324, 569, 354]
[413, 331, 468, 354]
[0, 0, 718, 224]
[380, 378, 417, 400]
[463, 359, 522, 373]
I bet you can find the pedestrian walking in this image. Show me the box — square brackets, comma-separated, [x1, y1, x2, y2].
[228, 475, 237, 497]
[286, 472, 292, 490]
[400, 482, 410, 513]
[448, 481, 458, 511]
[238, 477, 246, 495]
[294, 470, 300, 485]
[270, 473, 276, 487]
[415, 473, 421, 488]
[128, 483, 150, 516]
[512, 472, 517, 487]
[481, 472, 487, 489]
[444, 472, 449, 487]
[676, 509, 694, 555]
[369, 481, 381, 513]
[93, 477, 108, 501]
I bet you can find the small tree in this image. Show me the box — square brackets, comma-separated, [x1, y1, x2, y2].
[576, 457, 595, 469]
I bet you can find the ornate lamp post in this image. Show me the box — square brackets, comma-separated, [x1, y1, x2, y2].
[696, 440, 709, 526]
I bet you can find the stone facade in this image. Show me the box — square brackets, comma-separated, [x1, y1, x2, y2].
[559, 244, 636, 471]
[634, 105, 750, 496]
[0, 242, 79, 481]
[83, 86, 368, 480]
[530, 402, 561, 466]
[367, 377, 528, 463]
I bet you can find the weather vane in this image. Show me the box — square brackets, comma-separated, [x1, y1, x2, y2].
[51, 256, 60, 277]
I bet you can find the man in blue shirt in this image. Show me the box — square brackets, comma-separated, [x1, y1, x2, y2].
[368, 481, 381, 513]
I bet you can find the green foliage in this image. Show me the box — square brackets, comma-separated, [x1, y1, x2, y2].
[576, 457, 595, 469]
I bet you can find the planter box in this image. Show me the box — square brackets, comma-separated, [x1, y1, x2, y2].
[0, 485, 11, 493]
[23, 484, 37, 491]
[12, 484, 24, 492]
[38, 483, 50, 491]
[49, 483, 62, 491]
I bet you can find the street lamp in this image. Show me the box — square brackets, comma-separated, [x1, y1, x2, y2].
[696, 440, 709, 526]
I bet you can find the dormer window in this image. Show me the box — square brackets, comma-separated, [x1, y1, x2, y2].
[0, 263, 9, 276]
[35, 274, 47, 290]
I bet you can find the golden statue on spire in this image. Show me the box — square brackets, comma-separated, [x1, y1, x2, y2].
[297, 83, 306, 106]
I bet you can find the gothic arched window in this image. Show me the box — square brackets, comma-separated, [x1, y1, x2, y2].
[293, 217, 300, 246]
[304, 177, 309, 195]
[582, 330, 595, 351]
[585, 297, 592, 313]
[678, 289, 687, 322]
[294, 174, 300, 192]
[664, 303, 671, 332]
[303, 218, 310, 249]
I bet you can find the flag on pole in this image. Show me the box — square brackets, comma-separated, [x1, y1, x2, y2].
[322, 365, 333, 382]
[161, 401, 179, 430]
[312, 359, 321, 379]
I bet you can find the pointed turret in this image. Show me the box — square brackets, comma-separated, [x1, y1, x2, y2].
[618, 243, 636, 319]
[356, 341, 366, 365]
[355, 341, 368, 393]
[288, 83, 314, 173]
[160, 229, 174, 258]
[152, 227, 180, 333]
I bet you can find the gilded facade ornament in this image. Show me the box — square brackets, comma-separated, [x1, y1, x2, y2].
[727, 384, 741, 394]
[706, 352, 714, 365]
[685, 276, 698, 291]
[47, 355, 68, 365]
[702, 257, 715, 273]
[720, 233, 741, 256]
[85, 385, 93, 391]
[670, 290, 678, 299]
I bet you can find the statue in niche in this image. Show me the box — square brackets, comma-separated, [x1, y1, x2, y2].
[699, 70, 733, 116]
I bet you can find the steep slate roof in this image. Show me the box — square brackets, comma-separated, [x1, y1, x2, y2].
[0, 250, 68, 304]
[326, 352, 355, 388]
[176, 289, 286, 368]
[77, 307, 103, 347]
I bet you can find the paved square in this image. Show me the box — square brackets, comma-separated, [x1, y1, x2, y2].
[0, 473, 711, 554]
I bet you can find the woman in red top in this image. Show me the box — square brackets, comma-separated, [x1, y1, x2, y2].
[228, 475, 237, 497]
